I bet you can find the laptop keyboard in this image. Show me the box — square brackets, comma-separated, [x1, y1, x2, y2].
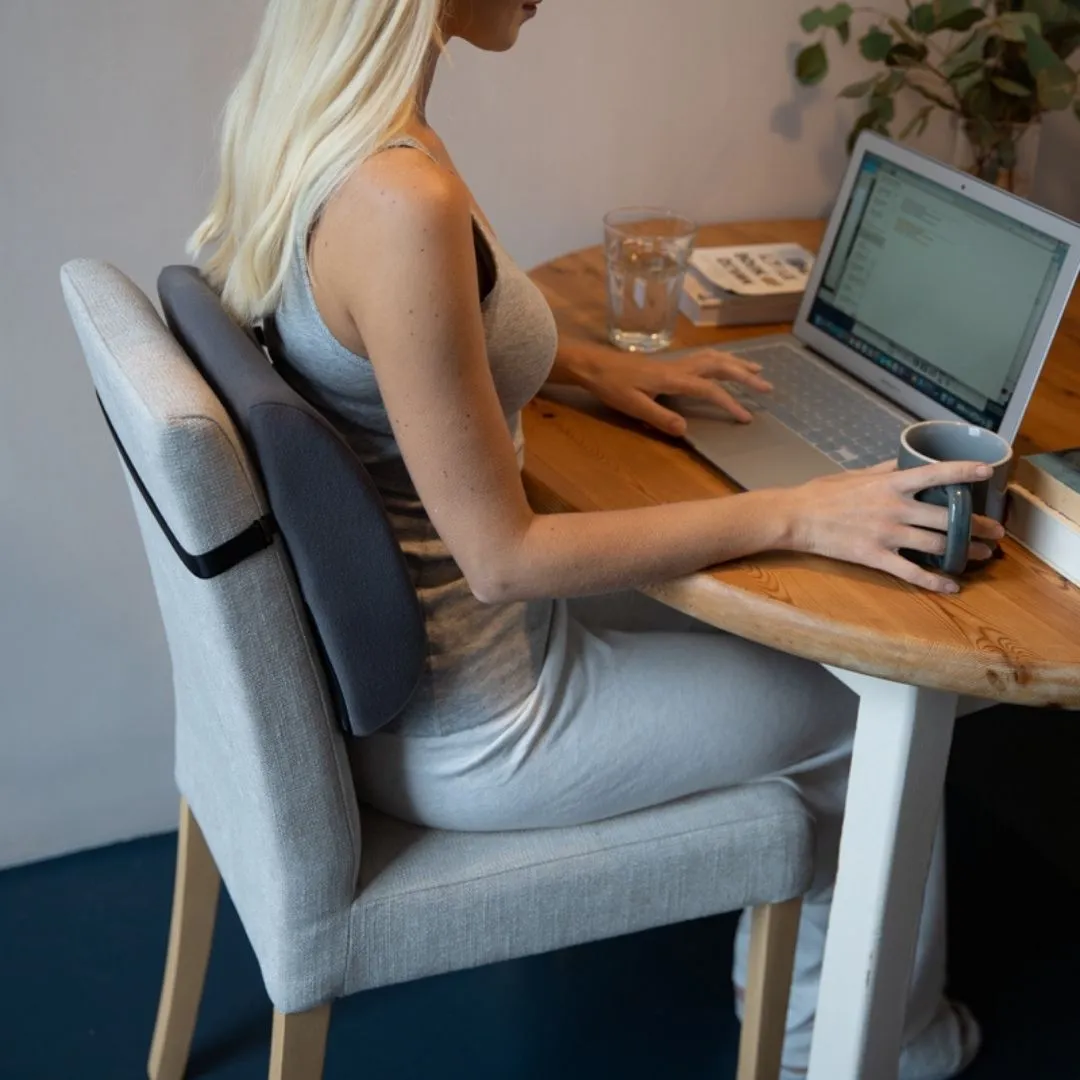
[725, 343, 908, 470]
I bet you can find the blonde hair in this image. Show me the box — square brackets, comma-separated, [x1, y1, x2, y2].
[190, 0, 444, 324]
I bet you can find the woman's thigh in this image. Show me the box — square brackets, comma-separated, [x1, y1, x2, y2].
[354, 596, 857, 831]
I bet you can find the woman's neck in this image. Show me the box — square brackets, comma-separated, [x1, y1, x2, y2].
[416, 42, 443, 127]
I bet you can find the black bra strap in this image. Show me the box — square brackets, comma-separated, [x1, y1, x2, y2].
[97, 396, 277, 580]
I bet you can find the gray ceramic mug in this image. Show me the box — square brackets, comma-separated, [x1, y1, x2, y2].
[898, 420, 1013, 575]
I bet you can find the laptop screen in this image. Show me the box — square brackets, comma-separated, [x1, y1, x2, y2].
[806, 151, 1070, 431]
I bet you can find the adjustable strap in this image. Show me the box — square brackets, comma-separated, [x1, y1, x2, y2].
[97, 396, 277, 580]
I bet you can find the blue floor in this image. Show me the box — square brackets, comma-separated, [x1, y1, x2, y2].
[2, 711, 1078, 1078]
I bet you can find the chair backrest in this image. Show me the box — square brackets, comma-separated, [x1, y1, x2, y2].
[157, 265, 426, 738]
[60, 259, 359, 1009]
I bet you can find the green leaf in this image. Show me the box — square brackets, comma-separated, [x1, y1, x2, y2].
[943, 30, 987, 71]
[909, 81, 959, 110]
[933, 0, 976, 20]
[908, 3, 937, 33]
[878, 70, 908, 94]
[839, 76, 879, 98]
[888, 16, 923, 46]
[995, 12, 1043, 42]
[820, 3, 854, 27]
[937, 8, 987, 31]
[899, 103, 936, 139]
[1025, 0, 1072, 27]
[887, 42, 931, 66]
[1024, 25, 1064, 72]
[991, 76, 1035, 95]
[860, 27, 895, 60]
[954, 72, 985, 99]
[800, 7, 826, 32]
[948, 59, 986, 79]
[1044, 24, 1080, 59]
[796, 43, 830, 85]
[1036, 65, 1078, 107]
[1021, 24, 1079, 107]
[837, 19, 851, 44]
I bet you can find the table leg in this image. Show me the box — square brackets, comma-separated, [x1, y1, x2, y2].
[806, 674, 958, 1080]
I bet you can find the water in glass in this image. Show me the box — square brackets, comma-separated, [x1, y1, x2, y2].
[604, 208, 695, 353]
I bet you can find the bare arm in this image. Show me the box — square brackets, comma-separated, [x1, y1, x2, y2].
[312, 150, 1001, 602]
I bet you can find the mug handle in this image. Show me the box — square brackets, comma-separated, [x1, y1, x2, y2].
[941, 484, 972, 575]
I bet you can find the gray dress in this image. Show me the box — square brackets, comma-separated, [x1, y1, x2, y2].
[272, 138, 965, 1078]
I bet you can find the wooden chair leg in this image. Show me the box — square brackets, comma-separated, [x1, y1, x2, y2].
[270, 1005, 332, 1080]
[148, 798, 221, 1080]
[736, 897, 802, 1080]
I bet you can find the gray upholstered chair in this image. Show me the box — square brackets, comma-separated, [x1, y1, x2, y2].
[60, 258, 813, 1080]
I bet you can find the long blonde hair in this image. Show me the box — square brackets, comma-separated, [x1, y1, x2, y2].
[190, 0, 443, 324]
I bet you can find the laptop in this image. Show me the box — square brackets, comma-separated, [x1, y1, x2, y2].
[671, 131, 1080, 491]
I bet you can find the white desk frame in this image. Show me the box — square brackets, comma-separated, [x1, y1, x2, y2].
[804, 673, 991, 1079]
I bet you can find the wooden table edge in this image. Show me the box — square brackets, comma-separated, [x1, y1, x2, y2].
[523, 429, 1080, 711]
[639, 576, 1079, 708]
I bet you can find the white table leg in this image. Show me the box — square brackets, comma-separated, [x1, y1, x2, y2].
[806, 673, 959, 1080]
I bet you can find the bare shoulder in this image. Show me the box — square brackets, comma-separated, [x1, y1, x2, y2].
[309, 145, 478, 342]
[319, 145, 473, 254]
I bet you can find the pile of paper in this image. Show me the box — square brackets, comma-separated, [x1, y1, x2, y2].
[679, 242, 815, 328]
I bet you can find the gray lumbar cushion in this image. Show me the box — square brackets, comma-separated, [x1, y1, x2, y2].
[157, 265, 426, 737]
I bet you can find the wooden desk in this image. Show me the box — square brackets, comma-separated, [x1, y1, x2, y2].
[523, 220, 1080, 1079]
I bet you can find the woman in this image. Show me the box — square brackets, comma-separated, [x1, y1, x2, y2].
[192, 1, 994, 1074]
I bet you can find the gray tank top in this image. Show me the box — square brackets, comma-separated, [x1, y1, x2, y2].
[273, 137, 560, 735]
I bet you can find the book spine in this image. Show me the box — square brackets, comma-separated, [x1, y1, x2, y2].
[1005, 484, 1080, 588]
[678, 291, 722, 327]
[1014, 458, 1080, 527]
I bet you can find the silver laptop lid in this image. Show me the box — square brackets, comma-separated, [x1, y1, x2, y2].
[794, 131, 1080, 442]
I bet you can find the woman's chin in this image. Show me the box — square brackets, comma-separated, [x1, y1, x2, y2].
[456, 17, 524, 53]
[475, 29, 521, 52]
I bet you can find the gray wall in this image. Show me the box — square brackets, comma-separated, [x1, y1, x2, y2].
[2, 0, 1077, 869]
[1, 0, 267, 868]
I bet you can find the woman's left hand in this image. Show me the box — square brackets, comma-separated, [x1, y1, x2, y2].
[553, 341, 773, 438]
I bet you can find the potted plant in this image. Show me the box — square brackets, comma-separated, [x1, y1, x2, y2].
[794, 0, 1080, 194]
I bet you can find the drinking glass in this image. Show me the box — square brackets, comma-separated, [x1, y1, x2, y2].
[603, 207, 697, 353]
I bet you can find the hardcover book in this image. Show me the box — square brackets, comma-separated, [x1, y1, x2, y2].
[1013, 449, 1080, 527]
[1006, 482, 1080, 589]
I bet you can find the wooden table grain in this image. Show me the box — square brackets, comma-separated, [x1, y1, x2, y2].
[524, 219, 1080, 709]
[524, 219, 1080, 1080]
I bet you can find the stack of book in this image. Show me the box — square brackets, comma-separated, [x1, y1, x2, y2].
[679, 242, 815, 328]
[1005, 448, 1080, 587]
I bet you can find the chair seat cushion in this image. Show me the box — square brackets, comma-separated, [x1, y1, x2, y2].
[343, 781, 812, 995]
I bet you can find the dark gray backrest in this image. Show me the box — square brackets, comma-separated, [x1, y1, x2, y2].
[157, 265, 426, 736]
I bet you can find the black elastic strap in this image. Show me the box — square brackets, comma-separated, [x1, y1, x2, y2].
[97, 396, 277, 580]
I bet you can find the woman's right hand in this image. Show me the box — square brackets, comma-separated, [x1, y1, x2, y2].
[784, 459, 1006, 594]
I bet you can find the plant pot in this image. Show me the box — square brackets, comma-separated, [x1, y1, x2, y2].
[951, 118, 1041, 199]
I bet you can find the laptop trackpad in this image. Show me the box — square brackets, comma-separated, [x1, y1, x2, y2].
[675, 403, 840, 490]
